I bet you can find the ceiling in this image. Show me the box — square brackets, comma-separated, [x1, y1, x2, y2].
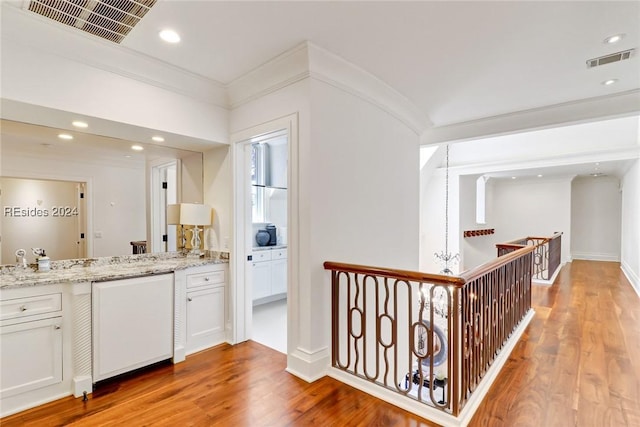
[1, 1, 639, 175]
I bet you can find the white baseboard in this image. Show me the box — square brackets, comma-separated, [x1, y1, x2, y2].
[286, 346, 330, 382]
[621, 262, 640, 298]
[571, 252, 620, 262]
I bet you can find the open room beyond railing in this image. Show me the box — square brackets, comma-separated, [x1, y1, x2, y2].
[324, 239, 546, 425]
[496, 232, 562, 282]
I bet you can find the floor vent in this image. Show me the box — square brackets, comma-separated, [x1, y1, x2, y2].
[25, 0, 157, 44]
[586, 49, 635, 68]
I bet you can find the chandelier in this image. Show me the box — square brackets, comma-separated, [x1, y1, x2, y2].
[434, 144, 459, 275]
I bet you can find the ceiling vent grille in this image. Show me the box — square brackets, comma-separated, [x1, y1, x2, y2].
[25, 0, 157, 44]
[586, 49, 635, 68]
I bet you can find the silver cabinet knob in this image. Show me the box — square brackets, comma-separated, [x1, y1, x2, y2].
[205, 277, 210, 281]
[187, 297, 193, 302]
[54, 325, 61, 330]
[19, 305, 27, 312]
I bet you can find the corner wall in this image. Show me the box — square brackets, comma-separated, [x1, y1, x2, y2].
[621, 160, 640, 295]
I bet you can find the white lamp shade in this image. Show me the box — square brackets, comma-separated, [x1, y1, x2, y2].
[179, 203, 212, 226]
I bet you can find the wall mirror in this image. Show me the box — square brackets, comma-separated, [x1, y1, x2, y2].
[0, 119, 204, 264]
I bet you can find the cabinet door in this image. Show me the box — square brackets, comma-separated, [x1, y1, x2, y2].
[186, 286, 225, 355]
[93, 274, 174, 382]
[271, 258, 287, 295]
[0, 317, 62, 398]
[252, 261, 271, 300]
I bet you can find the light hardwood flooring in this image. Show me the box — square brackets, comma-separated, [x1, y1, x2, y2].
[2, 260, 638, 426]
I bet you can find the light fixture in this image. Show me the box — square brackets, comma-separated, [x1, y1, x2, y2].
[72, 121, 88, 128]
[604, 34, 625, 44]
[152, 136, 165, 142]
[131, 145, 144, 151]
[433, 144, 459, 275]
[159, 29, 180, 43]
[58, 133, 73, 140]
[537, 174, 543, 178]
[602, 79, 618, 86]
[511, 176, 517, 180]
[177, 203, 212, 256]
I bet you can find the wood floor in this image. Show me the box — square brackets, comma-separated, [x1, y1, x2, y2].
[2, 260, 638, 426]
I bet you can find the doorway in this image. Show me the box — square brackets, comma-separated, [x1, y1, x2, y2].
[248, 130, 288, 353]
[150, 160, 178, 253]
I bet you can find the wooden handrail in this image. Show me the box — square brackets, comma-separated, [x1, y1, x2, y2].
[459, 245, 535, 282]
[323, 261, 466, 286]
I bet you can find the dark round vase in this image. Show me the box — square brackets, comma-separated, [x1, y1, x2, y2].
[256, 230, 270, 246]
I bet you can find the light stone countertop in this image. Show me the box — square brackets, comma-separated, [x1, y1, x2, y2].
[0, 251, 229, 289]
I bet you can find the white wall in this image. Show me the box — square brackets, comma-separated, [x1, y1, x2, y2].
[571, 176, 622, 261]
[309, 77, 420, 368]
[491, 177, 572, 263]
[460, 175, 498, 271]
[621, 160, 640, 295]
[203, 146, 232, 252]
[2, 146, 146, 258]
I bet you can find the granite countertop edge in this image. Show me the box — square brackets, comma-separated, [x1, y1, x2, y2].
[0, 251, 229, 290]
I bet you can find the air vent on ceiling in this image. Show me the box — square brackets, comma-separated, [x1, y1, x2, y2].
[25, 0, 157, 44]
[586, 49, 635, 68]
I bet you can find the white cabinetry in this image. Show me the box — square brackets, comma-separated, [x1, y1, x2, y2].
[252, 248, 287, 304]
[0, 296, 63, 399]
[92, 274, 174, 382]
[185, 265, 226, 355]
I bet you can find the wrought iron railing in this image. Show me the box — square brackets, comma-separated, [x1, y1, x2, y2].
[496, 232, 562, 280]
[324, 244, 535, 418]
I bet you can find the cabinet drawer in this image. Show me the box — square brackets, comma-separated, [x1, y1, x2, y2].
[187, 270, 225, 289]
[252, 250, 272, 262]
[272, 248, 287, 260]
[0, 293, 62, 321]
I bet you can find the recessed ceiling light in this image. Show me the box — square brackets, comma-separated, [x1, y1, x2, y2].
[511, 176, 516, 180]
[537, 174, 543, 178]
[602, 79, 618, 86]
[72, 121, 88, 128]
[58, 133, 73, 140]
[152, 136, 165, 142]
[124, 155, 132, 158]
[159, 29, 180, 43]
[131, 145, 144, 151]
[604, 34, 625, 44]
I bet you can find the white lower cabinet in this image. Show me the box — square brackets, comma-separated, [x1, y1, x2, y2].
[92, 274, 174, 382]
[184, 264, 227, 356]
[252, 248, 287, 304]
[0, 317, 62, 399]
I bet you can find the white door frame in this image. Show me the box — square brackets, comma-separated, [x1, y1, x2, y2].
[149, 159, 180, 253]
[230, 114, 298, 346]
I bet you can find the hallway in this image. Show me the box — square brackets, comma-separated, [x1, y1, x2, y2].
[2, 261, 638, 426]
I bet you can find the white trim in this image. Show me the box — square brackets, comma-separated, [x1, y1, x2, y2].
[326, 309, 535, 427]
[230, 114, 298, 353]
[2, 5, 227, 108]
[571, 252, 620, 262]
[228, 41, 429, 135]
[286, 346, 330, 383]
[621, 262, 640, 298]
[423, 89, 640, 145]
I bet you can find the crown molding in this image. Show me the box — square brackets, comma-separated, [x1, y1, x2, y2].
[227, 41, 431, 134]
[306, 42, 431, 134]
[423, 89, 640, 145]
[1, 4, 227, 108]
